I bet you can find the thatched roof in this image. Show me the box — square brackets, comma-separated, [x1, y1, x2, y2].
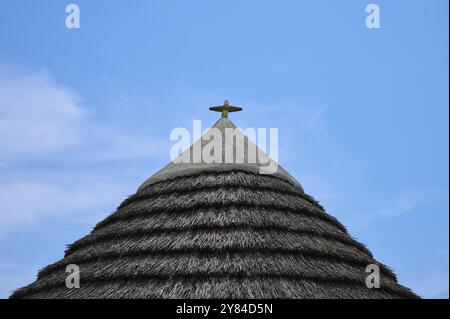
[10, 109, 418, 299]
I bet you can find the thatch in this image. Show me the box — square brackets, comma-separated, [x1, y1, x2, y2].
[10, 170, 418, 299]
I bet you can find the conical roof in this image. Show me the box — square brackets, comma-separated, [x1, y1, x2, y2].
[10, 102, 418, 299]
[140, 115, 302, 190]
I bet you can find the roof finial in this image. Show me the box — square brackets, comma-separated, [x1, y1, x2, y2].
[209, 100, 243, 118]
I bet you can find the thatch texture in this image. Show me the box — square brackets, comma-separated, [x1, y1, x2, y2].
[10, 170, 418, 299]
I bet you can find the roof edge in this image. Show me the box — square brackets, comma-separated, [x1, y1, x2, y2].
[138, 166, 303, 192]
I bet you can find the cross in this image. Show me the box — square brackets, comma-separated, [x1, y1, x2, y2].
[209, 100, 242, 118]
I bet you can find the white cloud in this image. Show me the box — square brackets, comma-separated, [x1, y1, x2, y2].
[0, 67, 168, 237]
[0, 179, 125, 236]
[0, 70, 83, 155]
[0, 68, 168, 161]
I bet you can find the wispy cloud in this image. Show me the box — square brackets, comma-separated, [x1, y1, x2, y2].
[373, 196, 417, 218]
[0, 68, 168, 162]
[341, 190, 431, 232]
[0, 179, 125, 236]
[0, 69, 83, 155]
[0, 67, 167, 236]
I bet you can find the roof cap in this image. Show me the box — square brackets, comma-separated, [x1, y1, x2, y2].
[138, 101, 302, 191]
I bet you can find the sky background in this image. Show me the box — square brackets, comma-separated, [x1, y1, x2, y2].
[0, 0, 448, 298]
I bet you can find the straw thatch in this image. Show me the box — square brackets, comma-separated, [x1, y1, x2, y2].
[10, 170, 418, 299]
[10, 115, 418, 299]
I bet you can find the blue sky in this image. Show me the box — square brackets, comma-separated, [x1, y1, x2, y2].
[0, 0, 448, 298]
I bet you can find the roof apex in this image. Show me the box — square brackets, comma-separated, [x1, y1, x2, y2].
[138, 116, 302, 191]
